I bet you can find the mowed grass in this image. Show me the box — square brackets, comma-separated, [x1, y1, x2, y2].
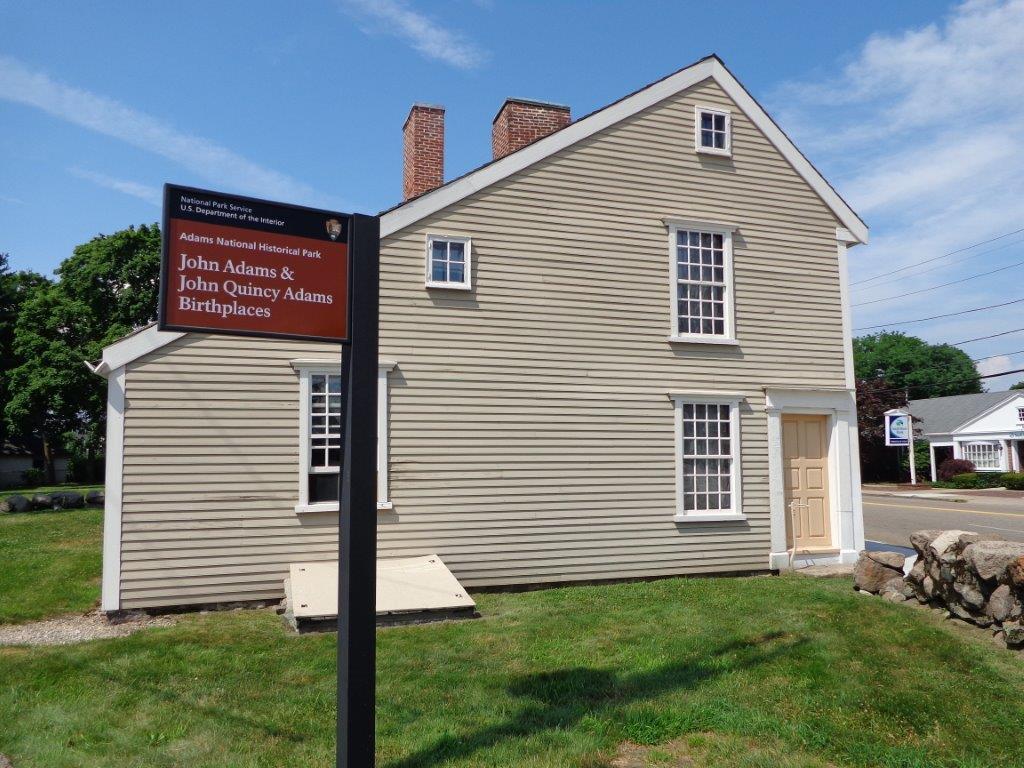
[3, 573, 1024, 767]
[0, 484, 102, 499]
[0, 508, 103, 622]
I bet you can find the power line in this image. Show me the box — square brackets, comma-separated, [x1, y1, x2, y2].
[954, 327, 1024, 345]
[857, 347, 1024, 385]
[851, 226, 1024, 287]
[867, 366, 1024, 396]
[852, 236, 1024, 291]
[852, 256, 1024, 307]
[854, 296, 1024, 332]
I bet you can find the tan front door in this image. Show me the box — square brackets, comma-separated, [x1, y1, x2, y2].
[782, 414, 833, 551]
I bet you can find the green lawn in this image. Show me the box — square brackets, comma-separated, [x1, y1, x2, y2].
[0, 508, 103, 622]
[3, 572, 1024, 767]
[1, 483, 102, 499]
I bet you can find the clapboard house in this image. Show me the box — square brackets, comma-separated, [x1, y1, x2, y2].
[93, 55, 868, 612]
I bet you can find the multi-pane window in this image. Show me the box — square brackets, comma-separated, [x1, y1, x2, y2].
[680, 402, 734, 512]
[963, 442, 1001, 470]
[308, 373, 343, 503]
[1017, 406, 1024, 423]
[696, 107, 730, 154]
[675, 229, 727, 337]
[426, 235, 471, 289]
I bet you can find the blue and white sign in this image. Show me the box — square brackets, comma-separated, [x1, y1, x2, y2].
[885, 412, 910, 447]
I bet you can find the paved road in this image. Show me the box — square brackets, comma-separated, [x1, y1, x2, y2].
[863, 492, 1024, 549]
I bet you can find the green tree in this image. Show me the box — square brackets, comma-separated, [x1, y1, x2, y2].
[3, 226, 160, 480]
[1010, 381, 1024, 390]
[854, 331, 981, 400]
[0, 254, 51, 444]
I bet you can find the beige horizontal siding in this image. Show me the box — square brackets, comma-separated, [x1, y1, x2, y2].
[117, 77, 848, 608]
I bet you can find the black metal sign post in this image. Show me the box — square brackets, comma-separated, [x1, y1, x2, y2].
[337, 213, 380, 768]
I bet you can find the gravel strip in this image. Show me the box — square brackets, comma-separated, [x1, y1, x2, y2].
[0, 610, 175, 646]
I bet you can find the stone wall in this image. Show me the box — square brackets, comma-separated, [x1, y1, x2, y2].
[854, 530, 1024, 650]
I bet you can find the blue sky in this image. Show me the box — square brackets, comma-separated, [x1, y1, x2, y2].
[2, 1, 1023, 388]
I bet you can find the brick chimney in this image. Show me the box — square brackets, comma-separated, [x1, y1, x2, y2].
[403, 104, 445, 200]
[492, 98, 571, 159]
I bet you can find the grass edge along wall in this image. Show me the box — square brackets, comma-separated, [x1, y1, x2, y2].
[94, 55, 867, 611]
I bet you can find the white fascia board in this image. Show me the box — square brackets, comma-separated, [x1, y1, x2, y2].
[94, 324, 184, 377]
[380, 57, 867, 245]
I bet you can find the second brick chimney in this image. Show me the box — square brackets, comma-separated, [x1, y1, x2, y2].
[403, 103, 445, 201]
[492, 98, 571, 160]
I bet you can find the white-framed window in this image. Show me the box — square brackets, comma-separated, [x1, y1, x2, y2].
[670, 394, 744, 521]
[1017, 406, 1024, 424]
[694, 106, 731, 156]
[293, 359, 396, 513]
[963, 441, 1002, 471]
[666, 220, 736, 343]
[425, 234, 471, 290]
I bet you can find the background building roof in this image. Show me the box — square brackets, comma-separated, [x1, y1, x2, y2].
[909, 392, 1019, 435]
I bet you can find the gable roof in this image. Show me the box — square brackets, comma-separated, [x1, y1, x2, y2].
[379, 54, 868, 244]
[909, 391, 1020, 435]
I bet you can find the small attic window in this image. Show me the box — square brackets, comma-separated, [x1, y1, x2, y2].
[425, 234, 472, 290]
[695, 106, 731, 156]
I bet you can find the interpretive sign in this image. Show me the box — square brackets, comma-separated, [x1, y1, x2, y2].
[159, 184, 350, 343]
[884, 411, 911, 447]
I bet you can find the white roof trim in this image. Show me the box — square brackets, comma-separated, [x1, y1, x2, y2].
[92, 324, 183, 378]
[380, 56, 867, 245]
[949, 392, 1024, 434]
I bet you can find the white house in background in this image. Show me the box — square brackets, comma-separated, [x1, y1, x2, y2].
[910, 391, 1024, 479]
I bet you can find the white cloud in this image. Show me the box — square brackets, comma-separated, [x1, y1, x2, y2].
[775, 0, 1024, 389]
[978, 355, 1013, 376]
[0, 55, 327, 207]
[0, 194, 24, 205]
[340, 0, 488, 70]
[68, 167, 161, 206]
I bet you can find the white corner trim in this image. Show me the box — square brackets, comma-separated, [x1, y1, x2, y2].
[94, 324, 183, 377]
[100, 366, 126, 612]
[380, 56, 867, 244]
[837, 239, 855, 389]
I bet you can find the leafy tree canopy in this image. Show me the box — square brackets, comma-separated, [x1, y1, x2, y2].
[3, 226, 160, 457]
[0, 254, 51, 443]
[1010, 381, 1024, 390]
[853, 331, 981, 400]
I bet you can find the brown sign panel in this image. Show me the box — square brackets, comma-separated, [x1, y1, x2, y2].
[159, 184, 350, 343]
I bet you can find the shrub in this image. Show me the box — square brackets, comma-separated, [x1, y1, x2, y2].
[1000, 472, 1024, 490]
[938, 458, 975, 481]
[20, 468, 44, 487]
[949, 473, 980, 488]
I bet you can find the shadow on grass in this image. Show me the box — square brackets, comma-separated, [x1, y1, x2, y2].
[385, 631, 808, 768]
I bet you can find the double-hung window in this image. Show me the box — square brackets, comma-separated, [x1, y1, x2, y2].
[425, 234, 471, 290]
[670, 395, 744, 521]
[695, 106, 731, 156]
[1018, 406, 1024, 424]
[293, 360, 396, 513]
[667, 221, 735, 343]
[962, 441, 1002, 471]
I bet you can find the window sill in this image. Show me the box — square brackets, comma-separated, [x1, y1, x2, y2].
[674, 513, 747, 523]
[667, 335, 739, 346]
[425, 281, 471, 291]
[294, 501, 394, 514]
[695, 146, 732, 158]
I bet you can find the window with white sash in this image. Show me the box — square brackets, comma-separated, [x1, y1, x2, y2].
[963, 441, 1001, 471]
[668, 221, 735, 343]
[425, 234, 471, 290]
[671, 395, 744, 521]
[694, 106, 731, 156]
[293, 361, 395, 512]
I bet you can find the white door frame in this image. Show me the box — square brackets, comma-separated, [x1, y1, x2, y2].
[765, 388, 863, 569]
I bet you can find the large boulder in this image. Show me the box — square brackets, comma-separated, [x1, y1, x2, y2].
[910, 530, 943, 557]
[964, 541, 1024, 583]
[30, 493, 53, 511]
[1004, 622, 1024, 649]
[986, 584, 1022, 623]
[854, 551, 905, 593]
[86, 490, 104, 506]
[1008, 556, 1024, 588]
[0, 494, 32, 513]
[880, 576, 914, 600]
[52, 491, 84, 510]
